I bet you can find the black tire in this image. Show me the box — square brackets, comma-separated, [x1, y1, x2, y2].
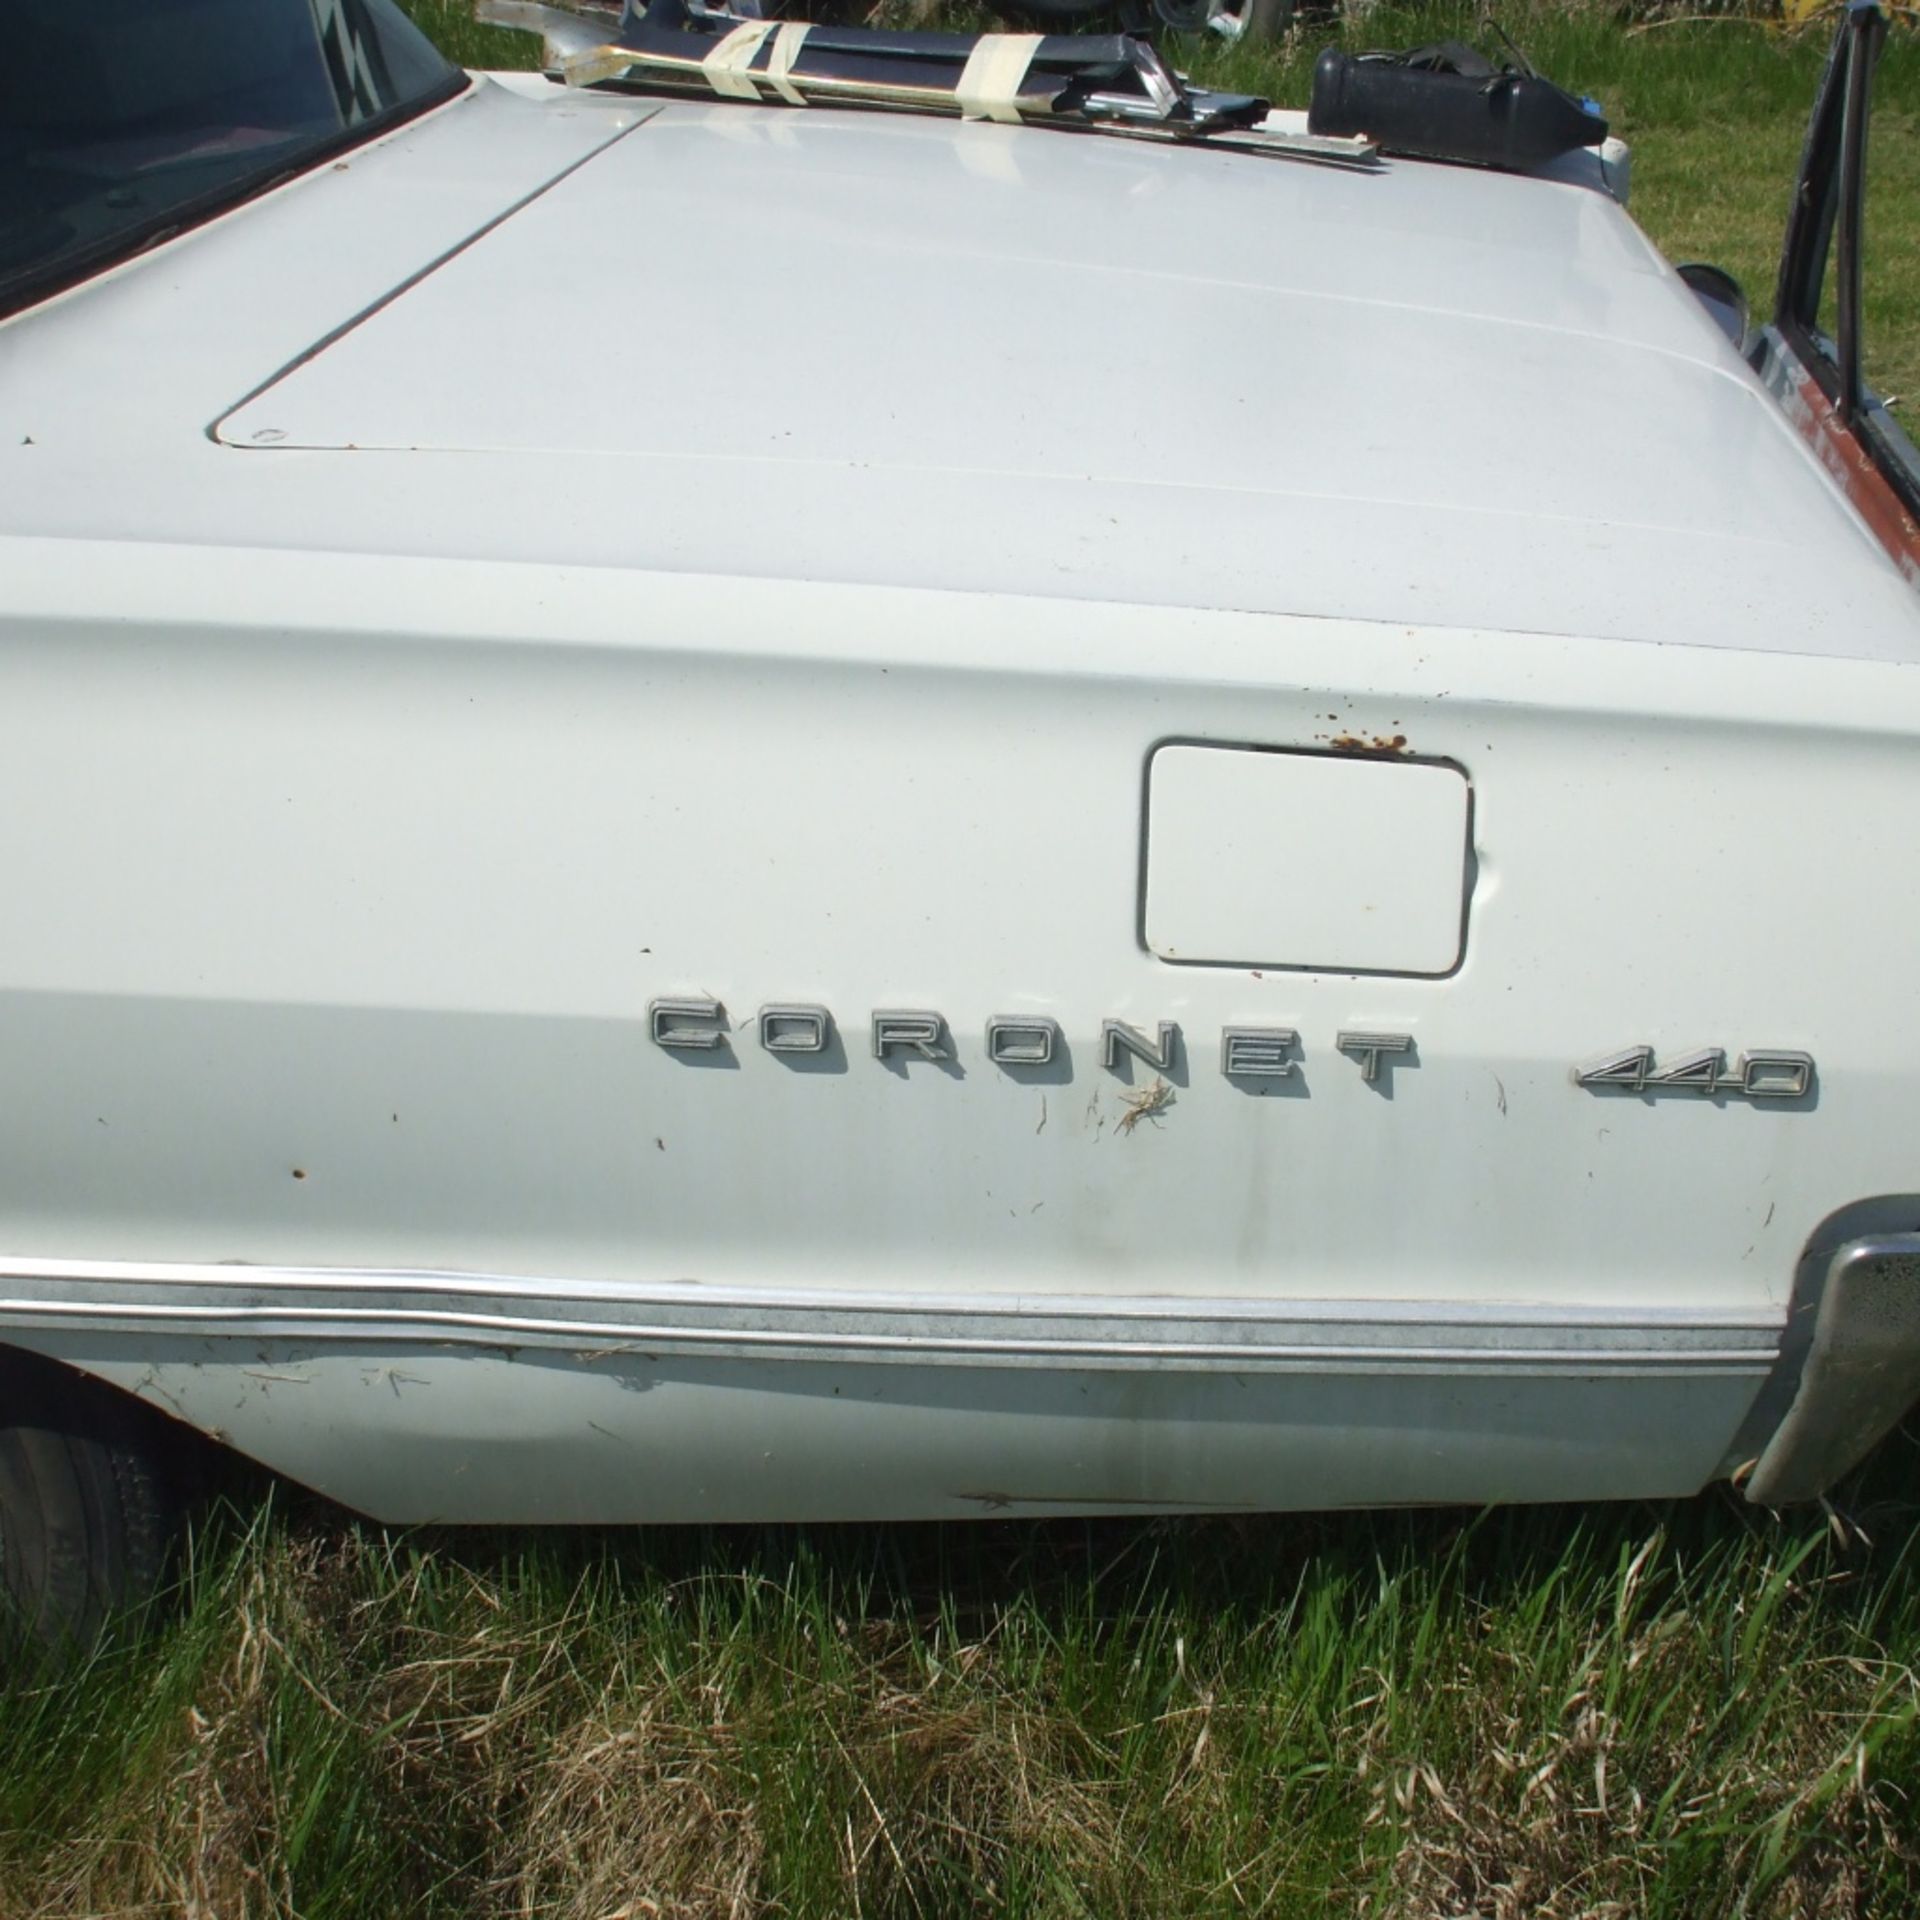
[0, 1355, 178, 1655]
[1242, 0, 1296, 41]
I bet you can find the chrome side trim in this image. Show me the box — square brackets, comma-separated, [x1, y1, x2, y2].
[1744, 1232, 1920, 1503]
[0, 1255, 1781, 1378]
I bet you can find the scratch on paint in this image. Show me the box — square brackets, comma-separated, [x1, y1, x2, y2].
[1036, 1095, 1047, 1136]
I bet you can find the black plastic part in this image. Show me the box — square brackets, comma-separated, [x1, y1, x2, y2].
[1774, 0, 1884, 428]
[1676, 262, 1751, 351]
[1769, 1, 1919, 532]
[1307, 47, 1607, 171]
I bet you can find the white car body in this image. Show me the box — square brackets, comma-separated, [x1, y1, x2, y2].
[3, 50, 1918, 1523]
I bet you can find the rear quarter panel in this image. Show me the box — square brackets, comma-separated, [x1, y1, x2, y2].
[1, 535, 1917, 1515]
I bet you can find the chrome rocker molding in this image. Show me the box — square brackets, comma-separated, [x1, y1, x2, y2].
[0, 1255, 1783, 1378]
[1745, 1233, 1920, 1505]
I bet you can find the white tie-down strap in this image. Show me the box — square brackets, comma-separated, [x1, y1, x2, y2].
[955, 33, 1045, 124]
[765, 21, 810, 105]
[561, 44, 640, 89]
[702, 20, 778, 100]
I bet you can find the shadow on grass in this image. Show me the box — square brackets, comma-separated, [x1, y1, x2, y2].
[3, 1421, 1916, 1919]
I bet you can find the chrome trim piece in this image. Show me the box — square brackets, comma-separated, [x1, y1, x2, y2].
[0, 1256, 1782, 1377]
[871, 1010, 948, 1062]
[759, 1003, 831, 1054]
[1221, 1021, 1297, 1082]
[649, 995, 726, 1049]
[986, 1015, 1061, 1067]
[1337, 1031, 1413, 1082]
[1101, 1019, 1177, 1074]
[1220, 1026, 1297, 1077]
[640, 1004, 1813, 1104]
[1745, 1231, 1920, 1503]
[1575, 1045, 1815, 1099]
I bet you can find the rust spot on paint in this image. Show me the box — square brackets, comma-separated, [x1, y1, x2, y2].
[1779, 358, 1920, 581]
[1329, 733, 1412, 757]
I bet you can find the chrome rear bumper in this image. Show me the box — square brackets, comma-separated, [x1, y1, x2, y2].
[1745, 1233, 1920, 1504]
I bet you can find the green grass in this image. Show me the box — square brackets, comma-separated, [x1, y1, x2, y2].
[400, 0, 553, 68]
[4, 1442, 1919, 1916]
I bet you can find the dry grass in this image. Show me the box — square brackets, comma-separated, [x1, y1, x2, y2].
[3, 1454, 1918, 1917]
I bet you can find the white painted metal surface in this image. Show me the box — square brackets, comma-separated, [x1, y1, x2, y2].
[1144, 746, 1470, 973]
[1, 70, 1918, 1520]
[5, 86, 1916, 659]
